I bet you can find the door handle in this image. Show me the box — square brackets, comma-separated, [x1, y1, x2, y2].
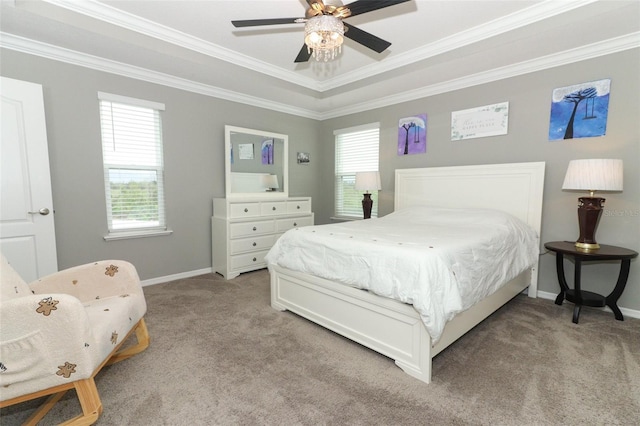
[28, 208, 50, 216]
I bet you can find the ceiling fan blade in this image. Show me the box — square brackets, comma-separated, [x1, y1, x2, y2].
[294, 45, 312, 63]
[232, 18, 303, 28]
[343, 22, 391, 53]
[345, 0, 410, 18]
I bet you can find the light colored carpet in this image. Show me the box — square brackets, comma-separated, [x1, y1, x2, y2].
[2, 269, 639, 425]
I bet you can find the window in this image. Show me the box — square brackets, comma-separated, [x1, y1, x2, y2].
[98, 92, 169, 238]
[334, 123, 380, 218]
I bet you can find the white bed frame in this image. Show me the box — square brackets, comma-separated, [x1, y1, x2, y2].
[269, 162, 545, 383]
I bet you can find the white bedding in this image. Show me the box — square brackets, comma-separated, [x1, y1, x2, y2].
[265, 206, 539, 343]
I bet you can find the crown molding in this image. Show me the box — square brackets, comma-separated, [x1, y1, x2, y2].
[42, 0, 598, 94]
[2, 31, 637, 121]
[41, 0, 322, 91]
[318, 32, 640, 120]
[318, 0, 599, 91]
[0, 32, 321, 120]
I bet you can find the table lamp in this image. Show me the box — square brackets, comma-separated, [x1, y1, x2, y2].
[355, 171, 381, 219]
[562, 159, 623, 250]
[261, 174, 279, 192]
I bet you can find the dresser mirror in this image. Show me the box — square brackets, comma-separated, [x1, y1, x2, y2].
[225, 125, 288, 199]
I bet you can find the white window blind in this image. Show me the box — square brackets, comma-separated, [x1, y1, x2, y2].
[98, 92, 166, 234]
[334, 123, 380, 218]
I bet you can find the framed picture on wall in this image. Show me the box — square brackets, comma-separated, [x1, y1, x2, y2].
[238, 143, 254, 160]
[451, 102, 509, 140]
[261, 139, 274, 165]
[549, 78, 610, 140]
[297, 152, 310, 164]
[398, 114, 427, 155]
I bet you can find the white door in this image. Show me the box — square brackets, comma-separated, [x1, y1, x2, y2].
[0, 76, 57, 282]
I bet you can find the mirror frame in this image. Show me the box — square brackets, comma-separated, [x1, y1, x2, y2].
[225, 125, 288, 199]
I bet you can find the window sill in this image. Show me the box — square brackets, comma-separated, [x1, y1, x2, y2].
[331, 216, 361, 221]
[103, 228, 173, 241]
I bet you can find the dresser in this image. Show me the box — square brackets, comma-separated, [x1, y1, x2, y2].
[212, 197, 314, 279]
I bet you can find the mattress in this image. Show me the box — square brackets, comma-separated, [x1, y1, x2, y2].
[265, 206, 539, 342]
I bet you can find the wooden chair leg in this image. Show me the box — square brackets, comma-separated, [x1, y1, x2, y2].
[21, 378, 102, 426]
[106, 318, 150, 366]
[22, 390, 69, 426]
[6, 319, 147, 425]
[63, 378, 102, 426]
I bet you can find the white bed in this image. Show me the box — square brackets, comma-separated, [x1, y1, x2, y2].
[267, 162, 545, 383]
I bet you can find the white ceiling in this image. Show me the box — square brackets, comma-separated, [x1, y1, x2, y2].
[1, 0, 639, 119]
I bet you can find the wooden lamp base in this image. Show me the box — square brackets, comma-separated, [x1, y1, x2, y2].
[362, 193, 373, 219]
[575, 197, 605, 251]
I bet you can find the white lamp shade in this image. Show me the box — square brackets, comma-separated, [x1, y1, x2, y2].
[355, 171, 381, 191]
[261, 174, 279, 190]
[562, 159, 623, 192]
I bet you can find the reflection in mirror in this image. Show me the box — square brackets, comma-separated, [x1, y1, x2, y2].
[225, 125, 288, 198]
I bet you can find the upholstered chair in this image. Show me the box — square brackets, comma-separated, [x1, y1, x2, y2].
[0, 254, 150, 425]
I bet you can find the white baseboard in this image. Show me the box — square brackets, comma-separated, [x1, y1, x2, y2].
[536, 290, 640, 320]
[141, 267, 213, 287]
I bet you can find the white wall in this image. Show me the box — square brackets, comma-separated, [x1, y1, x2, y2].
[0, 49, 321, 280]
[1, 46, 638, 313]
[317, 49, 639, 313]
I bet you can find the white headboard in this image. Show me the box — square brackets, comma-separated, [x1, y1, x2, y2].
[395, 162, 545, 295]
[395, 162, 545, 232]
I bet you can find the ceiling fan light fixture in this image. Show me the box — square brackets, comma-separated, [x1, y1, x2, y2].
[304, 15, 344, 62]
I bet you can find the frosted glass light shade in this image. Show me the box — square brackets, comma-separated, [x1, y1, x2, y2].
[304, 15, 344, 62]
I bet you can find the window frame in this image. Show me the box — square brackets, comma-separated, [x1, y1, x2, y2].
[98, 92, 172, 240]
[334, 123, 380, 220]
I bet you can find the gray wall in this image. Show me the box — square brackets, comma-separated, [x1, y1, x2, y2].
[317, 49, 639, 312]
[2, 47, 638, 312]
[0, 49, 321, 281]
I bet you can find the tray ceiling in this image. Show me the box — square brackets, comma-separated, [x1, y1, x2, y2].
[1, 0, 638, 119]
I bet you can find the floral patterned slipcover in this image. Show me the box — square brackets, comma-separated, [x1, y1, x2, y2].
[0, 254, 147, 402]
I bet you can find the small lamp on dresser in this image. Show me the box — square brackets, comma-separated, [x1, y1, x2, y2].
[562, 158, 623, 251]
[355, 171, 381, 219]
[261, 174, 280, 192]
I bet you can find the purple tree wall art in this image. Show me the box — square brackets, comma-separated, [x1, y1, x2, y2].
[398, 114, 427, 155]
[549, 79, 610, 140]
[261, 139, 274, 165]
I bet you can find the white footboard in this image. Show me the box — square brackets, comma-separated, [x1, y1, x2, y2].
[269, 264, 532, 384]
[270, 264, 434, 382]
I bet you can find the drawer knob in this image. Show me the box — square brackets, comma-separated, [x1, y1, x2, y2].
[293, 222, 297, 226]
[244, 208, 248, 213]
[272, 206, 276, 211]
[252, 226, 257, 231]
[297, 205, 300, 209]
[252, 257, 257, 262]
[252, 242, 257, 247]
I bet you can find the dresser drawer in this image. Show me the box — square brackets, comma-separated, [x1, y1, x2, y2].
[230, 235, 275, 255]
[276, 215, 314, 233]
[230, 220, 275, 238]
[287, 199, 311, 214]
[230, 202, 261, 218]
[213, 196, 313, 279]
[261, 201, 287, 216]
[230, 250, 269, 270]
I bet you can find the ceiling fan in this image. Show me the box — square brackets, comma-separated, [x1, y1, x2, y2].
[232, 0, 411, 63]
